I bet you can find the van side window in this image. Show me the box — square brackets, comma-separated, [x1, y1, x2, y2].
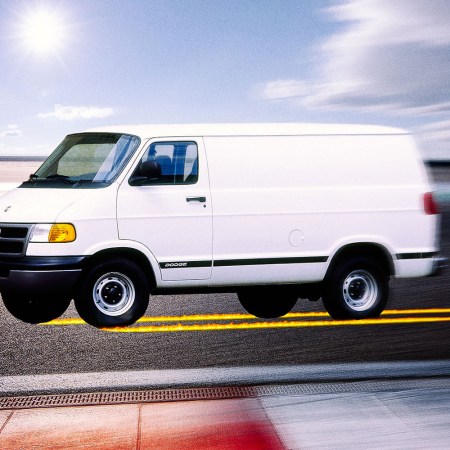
[133, 141, 198, 185]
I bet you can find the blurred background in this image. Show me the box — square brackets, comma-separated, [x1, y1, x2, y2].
[0, 0, 449, 160]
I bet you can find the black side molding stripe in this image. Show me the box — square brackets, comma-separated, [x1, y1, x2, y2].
[160, 253, 435, 269]
[160, 261, 212, 269]
[396, 252, 436, 260]
[160, 256, 328, 269]
[214, 256, 328, 266]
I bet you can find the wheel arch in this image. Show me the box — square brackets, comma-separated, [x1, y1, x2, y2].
[83, 247, 157, 290]
[325, 242, 395, 280]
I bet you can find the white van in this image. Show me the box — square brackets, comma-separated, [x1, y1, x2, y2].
[0, 124, 445, 327]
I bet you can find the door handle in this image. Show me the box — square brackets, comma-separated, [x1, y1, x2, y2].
[186, 196, 206, 203]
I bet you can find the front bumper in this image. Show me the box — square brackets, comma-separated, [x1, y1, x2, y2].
[0, 256, 88, 296]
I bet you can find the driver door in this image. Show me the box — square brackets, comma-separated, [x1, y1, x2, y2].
[117, 138, 212, 281]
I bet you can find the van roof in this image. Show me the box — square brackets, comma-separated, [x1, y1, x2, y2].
[84, 123, 408, 138]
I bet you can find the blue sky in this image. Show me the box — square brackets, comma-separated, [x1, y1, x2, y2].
[1, 0, 450, 159]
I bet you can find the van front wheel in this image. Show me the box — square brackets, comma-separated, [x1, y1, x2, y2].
[74, 258, 150, 328]
[322, 257, 389, 319]
[2, 293, 71, 324]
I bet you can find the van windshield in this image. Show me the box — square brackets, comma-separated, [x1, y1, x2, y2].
[21, 132, 141, 189]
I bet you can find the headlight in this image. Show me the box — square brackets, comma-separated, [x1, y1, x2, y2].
[30, 224, 76, 243]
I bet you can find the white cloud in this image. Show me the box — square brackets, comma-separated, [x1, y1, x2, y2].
[37, 104, 114, 120]
[260, 1, 450, 114]
[0, 124, 22, 138]
[258, 1, 450, 157]
[261, 80, 310, 100]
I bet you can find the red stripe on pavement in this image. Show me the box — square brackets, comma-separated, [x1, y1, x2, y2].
[139, 399, 285, 449]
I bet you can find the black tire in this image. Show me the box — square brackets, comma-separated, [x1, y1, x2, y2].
[2, 292, 71, 324]
[238, 287, 297, 319]
[322, 257, 389, 319]
[74, 258, 150, 328]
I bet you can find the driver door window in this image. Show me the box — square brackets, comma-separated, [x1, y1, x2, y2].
[138, 141, 198, 184]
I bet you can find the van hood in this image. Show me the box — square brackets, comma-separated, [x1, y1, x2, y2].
[0, 187, 96, 223]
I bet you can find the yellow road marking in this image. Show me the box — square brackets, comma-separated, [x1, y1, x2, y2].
[41, 311, 329, 326]
[381, 308, 450, 315]
[40, 308, 450, 331]
[102, 316, 450, 333]
[41, 318, 85, 325]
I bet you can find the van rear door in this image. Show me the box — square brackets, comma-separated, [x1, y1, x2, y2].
[117, 138, 213, 281]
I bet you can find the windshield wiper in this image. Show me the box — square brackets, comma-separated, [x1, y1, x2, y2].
[45, 174, 73, 180]
[28, 174, 77, 184]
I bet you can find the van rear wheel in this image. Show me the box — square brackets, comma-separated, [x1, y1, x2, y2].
[74, 258, 150, 328]
[322, 257, 389, 319]
[2, 292, 71, 324]
[238, 287, 297, 318]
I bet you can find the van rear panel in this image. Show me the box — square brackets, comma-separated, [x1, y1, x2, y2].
[203, 134, 437, 284]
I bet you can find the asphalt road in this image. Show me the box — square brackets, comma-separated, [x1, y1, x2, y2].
[1, 202, 449, 377]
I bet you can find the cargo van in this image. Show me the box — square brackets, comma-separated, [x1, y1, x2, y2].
[0, 124, 445, 328]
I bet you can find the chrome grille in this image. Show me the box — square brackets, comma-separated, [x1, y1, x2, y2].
[0, 224, 32, 257]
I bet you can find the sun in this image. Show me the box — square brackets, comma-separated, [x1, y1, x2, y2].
[18, 7, 67, 55]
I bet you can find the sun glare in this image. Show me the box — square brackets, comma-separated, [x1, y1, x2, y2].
[18, 8, 67, 55]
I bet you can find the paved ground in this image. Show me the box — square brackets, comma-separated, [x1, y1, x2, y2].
[2, 377, 450, 449]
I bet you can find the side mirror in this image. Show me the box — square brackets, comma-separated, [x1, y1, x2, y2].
[129, 160, 162, 186]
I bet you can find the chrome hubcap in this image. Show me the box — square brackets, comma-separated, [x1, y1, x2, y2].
[93, 272, 135, 316]
[342, 270, 378, 311]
